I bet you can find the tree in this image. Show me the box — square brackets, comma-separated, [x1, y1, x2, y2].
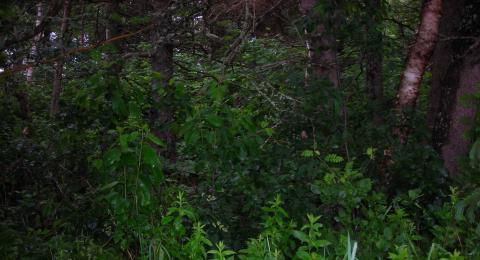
[25, 2, 44, 83]
[364, 0, 384, 123]
[427, 0, 480, 176]
[395, 0, 443, 142]
[300, 0, 340, 88]
[49, 0, 70, 118]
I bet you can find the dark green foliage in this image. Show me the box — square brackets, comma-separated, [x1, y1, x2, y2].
[1, 0, 479, 259]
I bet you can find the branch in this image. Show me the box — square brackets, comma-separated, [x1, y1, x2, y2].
[223, 0, 285, 66]
[0, 25, 154, 77]
[174, 60, 221, 82]
[1, 0, 63, 51]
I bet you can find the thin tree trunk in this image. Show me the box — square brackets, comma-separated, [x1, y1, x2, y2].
[395, 0, 443, 142]
[26, 2, 44, 83]
[105, 1, 123, 74]
[365, 0, 384, 124]
[79, 0, 86, 46]
[50, 0, 70, 118]
[397, 0, 443, 108]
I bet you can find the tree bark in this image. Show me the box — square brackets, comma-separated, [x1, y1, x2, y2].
[105, 1, 123, 75]
[299, 0, 340, 88]
[427, 0, 480, 176]
[441, 51, 480, 176]
[396, 0, 443, 108]
[365, 0, 384, 123]
[26, 2, 44, 83]
[395, 0, 443, 142]
[149, 1, 177, 162]
[49, 0, 70, 118]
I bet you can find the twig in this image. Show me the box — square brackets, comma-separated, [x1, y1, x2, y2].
[174, 60, 221, 82]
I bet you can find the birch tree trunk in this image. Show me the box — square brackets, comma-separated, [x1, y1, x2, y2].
[396, 0, 443, 108]
[395, 0, 443, 142]
[26, 2, 44, 83]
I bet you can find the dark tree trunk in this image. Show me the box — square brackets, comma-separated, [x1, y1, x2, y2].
[300, 0, 340, 88]
[365, 0, 384, 123]
[50, 0, 70, 118]
[14, 92, 31, 120]
[149, 1, 176, 162]
[428, 0, 480, 176]
[103, 1, 124, 103]
[106, 1, 123, 74]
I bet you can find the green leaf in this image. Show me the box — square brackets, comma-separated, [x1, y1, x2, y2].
[119, 134, 129, 150]
[301, 150, 314, 158]
[209, 84, 226, 102]
[292, 230, 309, 243]
[112, 94, 127, 116]
[98, 181, 119, 192]
[185, 130, 200, 145]
[151, 166, 164, 184]
[152, 71, 163, 79]
[265, 127, 274, 137]
[90, 50, 101, 60]
[366, 147, 376, 160]
[128, 101, 141, 118]
[314, 239, 331, 247]
[384, 227, 393, 240]
[223, 250, 236, 256]
[93, 159, 103, 170]
[325, 154, 344, 163]
[128, 131, 140, 142]
[142, 145, 160, 167]
[147, 133, 166, 148]
[302, 150, 320, 158]
[295, 250, 311, 259]
[357, 179, 372, 192]
[138, 180, 151, 206]
[104, 148, 121, 165]
[206, 114, 223, 128]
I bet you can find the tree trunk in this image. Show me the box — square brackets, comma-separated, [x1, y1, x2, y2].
[299, 0, 339, 88]
[26, 2, 44, 83]
[427, 0, 480, 176]
[397, 0, 443, 108]
[149, 1, 176, 162]
[395, 0, 443, 142]
[49, 0, 70, 118]
[106, 1, 123, 72]
[441, 51, 480, 176]
[365, 0, 384, 124]
[79, 0, 86, 46]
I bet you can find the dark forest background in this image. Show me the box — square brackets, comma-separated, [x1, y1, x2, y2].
[1, 0, 480, 259]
